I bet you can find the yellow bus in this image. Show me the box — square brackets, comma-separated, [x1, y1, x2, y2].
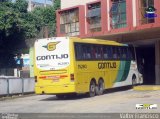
[34, 37, 143, 98]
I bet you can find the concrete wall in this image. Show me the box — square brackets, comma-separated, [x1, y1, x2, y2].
[0, 77, 35, 96]
[0, 79, 8, 95]
[61, 0, 94, 9]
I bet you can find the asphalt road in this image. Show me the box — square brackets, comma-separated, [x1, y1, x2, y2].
[0, 88, 160, 113]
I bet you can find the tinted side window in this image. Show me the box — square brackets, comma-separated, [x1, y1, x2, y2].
[129, 47, 135, 60]
[126, 47, 131, 60]
[119, 46, 135, 60]
[93, 45, 102, 59]
[117, 47, 122, 59]
[82, 44, 92, 60]
[121, 47, 127, 60]
[75, 43, 92, 60]
[75, 43, 135, 61]
[112, 47, 118, 60]
[75, 43, 83, 60]
[103, 46, 113, 59]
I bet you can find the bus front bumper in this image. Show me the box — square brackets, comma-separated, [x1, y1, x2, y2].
[35, 84, 76, 94]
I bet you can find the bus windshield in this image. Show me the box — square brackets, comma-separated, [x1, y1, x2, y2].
[34, 37, 70, 70]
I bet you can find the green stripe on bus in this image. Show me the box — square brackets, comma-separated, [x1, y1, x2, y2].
[120, 61, 131, 82]
[115, 61, 131, 82]
[114, 61, 125, 82]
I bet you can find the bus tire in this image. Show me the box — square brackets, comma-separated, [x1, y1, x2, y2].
[88, 80, 96, 97]
[132, 74, 137, 87]
[96, 79, 104, 95]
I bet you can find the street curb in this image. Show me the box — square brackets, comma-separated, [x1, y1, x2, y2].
[0, 93, 36, 101]
[133, 85, 160, 91]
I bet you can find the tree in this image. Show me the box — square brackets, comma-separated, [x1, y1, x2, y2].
[54, 0, 61, 10]
[37, 0, 61, 37]
[0, 0, 39, 68]
[25, 0, 60, 45]
[0, 0, 60, 68]
[0, 0, 45, 50]
[51, 0, 61, 36]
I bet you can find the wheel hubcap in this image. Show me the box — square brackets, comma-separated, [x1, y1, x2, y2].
[91, 84, 95, 92]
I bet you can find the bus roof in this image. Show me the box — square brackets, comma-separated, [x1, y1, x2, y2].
[70, 37, 127, 46]
[35, 37, 127, 46]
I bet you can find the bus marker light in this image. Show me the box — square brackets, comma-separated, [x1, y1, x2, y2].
[70, 74, 75, 81]
[35, 76, 38, 82]
[39, 76, 46, 79]
[60, 75, 68, 78]
[52, 79, 59, 82]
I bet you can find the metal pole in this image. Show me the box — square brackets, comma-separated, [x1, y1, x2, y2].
[22, 78, 24, 95]
[7, 78, 9, 96]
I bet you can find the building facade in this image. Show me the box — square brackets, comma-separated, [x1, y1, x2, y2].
[56, 0, 160, 85]
[27, 0, 53, 11]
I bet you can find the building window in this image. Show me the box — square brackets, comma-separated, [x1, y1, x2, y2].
[110, 0, 127, 29]
[140, 0, 155, 24]
[87, 2, 101, 32]
[60, 8, 79, 36]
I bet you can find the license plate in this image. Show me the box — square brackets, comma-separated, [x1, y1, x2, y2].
[52, 79, 59, 82]
[47, 76, 59, 79]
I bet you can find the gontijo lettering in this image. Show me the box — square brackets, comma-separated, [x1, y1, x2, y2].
[98, 62, 116, 69]
[36, 54, 68, 60]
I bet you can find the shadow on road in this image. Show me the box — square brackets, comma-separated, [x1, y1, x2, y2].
[40, 86, 132, 101]
[104, 86, 132, 94]
[40, 94, 88, 101]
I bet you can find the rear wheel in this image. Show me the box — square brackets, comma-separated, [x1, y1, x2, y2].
[88, 80, 96, 97]
[97, 79, 104, 95]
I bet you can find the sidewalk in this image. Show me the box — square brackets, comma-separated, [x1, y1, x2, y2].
[133, 85, 160, 91]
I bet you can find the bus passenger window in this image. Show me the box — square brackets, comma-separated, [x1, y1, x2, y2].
[75, 44, 83, 60]
[82, 45, 92, 60]
[113, 54, 117, 59]
[82, 45, 86, 59]
[117, 47, 121, 59]
[121, 47, 127, 59]
[103, 47, 108, 59]
[126, 47, 132, 60]
[93, 46, 102, 59]
[113, 47, 118, 59]
[104, 53, 108, 59]
[103, 46, 113, 59]
[87, 46, 92, 59]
